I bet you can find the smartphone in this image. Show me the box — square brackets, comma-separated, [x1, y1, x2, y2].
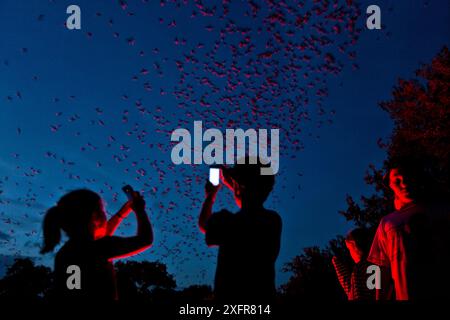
[122, 184, 135, 200]
[209, 168, 220, 186]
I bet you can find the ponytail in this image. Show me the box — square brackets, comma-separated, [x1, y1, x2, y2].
[40, 206, 62, 254]
[41, 189, 102, 254]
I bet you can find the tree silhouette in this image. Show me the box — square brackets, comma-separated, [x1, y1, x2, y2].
[0, 258, 214, 302]
[0, 258, 53, 300]
[115, 260, 177, 302]
[280, 238, 348, 301]
[176, 285, 213, 303]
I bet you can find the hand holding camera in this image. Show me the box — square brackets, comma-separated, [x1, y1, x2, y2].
[122, 185, 146, 213]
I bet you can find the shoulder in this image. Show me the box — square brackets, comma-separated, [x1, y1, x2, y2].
[207, 209, 233, 226]
[55, 241, 73, 259]
[380, 204, 425, 233]
[215, 209, 234, 216]
[259, 209, 282, 230]
[211, 209, 233, 220]
[378, 212, 401, 235]
[266, 209, 282, 224]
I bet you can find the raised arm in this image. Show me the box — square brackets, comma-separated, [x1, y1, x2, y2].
[198, 181, 220, 234]
[105, 201, 133, 236]
[96, 191, 153, 260]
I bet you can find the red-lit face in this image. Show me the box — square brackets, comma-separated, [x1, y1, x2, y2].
[90, 201, 107, 240]
[345, 239, 363, 263]
[389, 169, 413, 210]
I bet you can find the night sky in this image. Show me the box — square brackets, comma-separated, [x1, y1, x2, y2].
[0, 0, 449, 288]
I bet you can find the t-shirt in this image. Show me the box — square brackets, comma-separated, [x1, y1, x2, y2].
[54, 238, 119, 300]
[205, 208, 282, 303]
[368, 202, 450, 300]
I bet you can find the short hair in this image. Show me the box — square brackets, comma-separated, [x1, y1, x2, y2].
[229, 156, 276, 204]
[346, 228, 372, 255]
[384, 155, 434, 201]
[41, 189, 102, 254]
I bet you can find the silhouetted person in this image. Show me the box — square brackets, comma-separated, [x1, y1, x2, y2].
[368, 157, 450, 300]
[199, 159, 282, 303]
[40, 189, 153, 300]
[332, 228, 375, 301]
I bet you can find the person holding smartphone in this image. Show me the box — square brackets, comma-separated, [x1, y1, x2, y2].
[199, 158, 282, 303]
[40, 187, 153, 300]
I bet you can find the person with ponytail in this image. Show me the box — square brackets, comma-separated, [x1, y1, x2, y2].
[41, 188, 153, 300]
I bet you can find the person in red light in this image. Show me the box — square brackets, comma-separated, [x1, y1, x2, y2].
[332, 228, 375, 301]
[40, 189, 153, 300]
[368, 157, 450, 300]
[198, 158, 282, 303]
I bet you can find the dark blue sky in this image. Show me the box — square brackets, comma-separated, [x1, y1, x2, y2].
[0, 0, 448, 288]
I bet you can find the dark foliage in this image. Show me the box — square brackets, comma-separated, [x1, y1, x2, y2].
[282, 47, 450, 300]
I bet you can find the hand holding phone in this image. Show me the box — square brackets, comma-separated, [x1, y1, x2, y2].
[122, 184, 135, 201]
[122, 185, 146, 212]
